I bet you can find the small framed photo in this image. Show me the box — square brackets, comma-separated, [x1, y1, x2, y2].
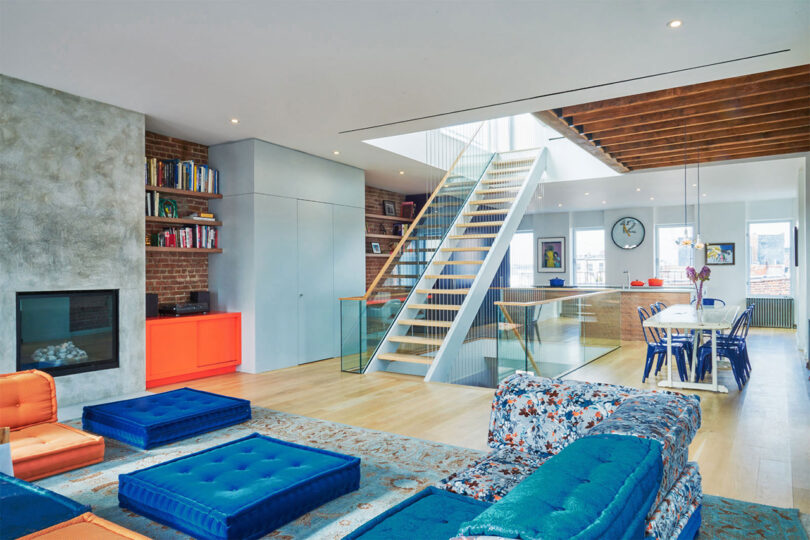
[382, 200, 396, 216]
[365, 222, 375, 234]
[370, 242, 382, 254]
[538, 237, 566, 273]
[705, 242, 735, 265]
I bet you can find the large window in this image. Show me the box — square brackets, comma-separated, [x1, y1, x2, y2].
[748, 221, 792, 296]
[509, 231, 534, 287]
[574, 228, 605, 285]
[656, 225, 694, 285]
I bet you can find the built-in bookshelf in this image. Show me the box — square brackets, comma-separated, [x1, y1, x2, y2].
[145, 159, 223, 253]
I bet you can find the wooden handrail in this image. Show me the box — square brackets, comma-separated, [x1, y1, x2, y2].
[345, 122, 488, 302]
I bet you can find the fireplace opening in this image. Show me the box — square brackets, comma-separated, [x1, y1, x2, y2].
[16, 290, 119, 377]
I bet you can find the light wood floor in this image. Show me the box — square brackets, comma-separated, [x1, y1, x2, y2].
[155, 328, 810, 512]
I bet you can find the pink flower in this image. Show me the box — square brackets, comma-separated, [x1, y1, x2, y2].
[685, 266, 697, 283]
[698, 266, 711, 281]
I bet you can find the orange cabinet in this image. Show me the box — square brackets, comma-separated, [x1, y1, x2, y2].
[145, 312, 241, 388]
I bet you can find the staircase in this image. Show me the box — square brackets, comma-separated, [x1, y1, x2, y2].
[365, 148, 547, 380]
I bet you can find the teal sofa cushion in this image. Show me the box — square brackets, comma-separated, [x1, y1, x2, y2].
[457, 434, 663, 540]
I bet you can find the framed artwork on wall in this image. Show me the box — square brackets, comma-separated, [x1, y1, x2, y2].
[705, 242, 735, 265]
[382, 200, 396, 216]
[538, 237, 566, 273]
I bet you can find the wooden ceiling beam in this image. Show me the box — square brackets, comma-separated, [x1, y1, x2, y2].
[568, 74, 810, 125]
[602, 113, 810, 151]
[578, 87, 810, 134]
[624, 140, 810, 167]
[584, 98, 809, 141]
[626, 144, 810, 170]
[532, 110, 629, 173]
[611, 128, 810, 160]
[561, 64, 810, 116]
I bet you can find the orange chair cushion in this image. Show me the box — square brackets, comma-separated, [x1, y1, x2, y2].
[10, 422, 104, 481]
[0, 370, 58, 430]
[18, 512, 150, 539]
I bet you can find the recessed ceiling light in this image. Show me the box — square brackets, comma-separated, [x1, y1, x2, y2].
[399, 170, 405, 175]
[702, 193, 707, 197]
[650, 196, 655, 201]
[557, 203, 563, 207]
[230, 118, 239, 124]
[537, 195, 543, 199]
[692, 183, 697, 187]
[602, 200, 607, 205]
[333, 150, 340, 155]
[584, 192, 590, 196]
[636, 187, 641, 192]
[667, 19, 683, 28]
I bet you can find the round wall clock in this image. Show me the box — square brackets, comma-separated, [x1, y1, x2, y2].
[611, 217, 645, 250]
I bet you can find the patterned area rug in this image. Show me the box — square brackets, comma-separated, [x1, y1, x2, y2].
[700, 495, 809, 540]
[34, 407, 809, 539]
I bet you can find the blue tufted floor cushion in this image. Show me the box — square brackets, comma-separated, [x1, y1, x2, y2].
[457, 434, 663, 540]
[0, 472, 89, 540]
[82, 388, 251, 449]
[342, 486, 491, 540]
[118, 432, 360, 540]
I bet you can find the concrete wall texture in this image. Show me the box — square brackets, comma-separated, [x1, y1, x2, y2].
[0, 75, 146, 405]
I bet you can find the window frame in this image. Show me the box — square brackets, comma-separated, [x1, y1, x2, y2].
[572, 226, 606, 286]
[746, 219, 793, 298]
[655, 223, 695, 286]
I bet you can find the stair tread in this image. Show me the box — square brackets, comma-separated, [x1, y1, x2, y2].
[476, 187, 521, 195]
[441, 247, 490, 252]
[456, 221, 504, 228]
[470, 198, 515, 205]
[425, 274, 477, 279]
[464, 209, 510, 216]
[433, 260, 484, 265]
[398, 319, 453, 328]
[481, 178, 524, 185]
[493, 158, 534, 167]
[415, 288, 470, 294]
[377, 353, 434, 365]
[389, 335, 445, 346]
[449, 234, 497, 239]
[409, 303, 461, 310]
[487, 166, 530, 175]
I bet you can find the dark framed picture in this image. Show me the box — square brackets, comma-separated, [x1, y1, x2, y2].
[382, 200, 396, 216]
[538, 237, 565, 273]
[370, 242, 382, 254]
[705, 242, 735, 265]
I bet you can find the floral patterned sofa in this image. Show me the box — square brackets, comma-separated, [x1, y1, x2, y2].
[438, 373, 702, 539]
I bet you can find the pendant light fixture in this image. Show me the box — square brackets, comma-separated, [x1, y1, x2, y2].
[677, 126, 692, 247]
[694, 148, 704, 250]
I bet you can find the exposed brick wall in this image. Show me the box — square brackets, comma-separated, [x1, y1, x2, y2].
[145, 131, 207, 164]
[365, 186, 407, 288]
[145, 131, 210, 304]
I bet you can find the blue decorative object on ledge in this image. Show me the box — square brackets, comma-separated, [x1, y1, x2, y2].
[549, 277, 565, 287]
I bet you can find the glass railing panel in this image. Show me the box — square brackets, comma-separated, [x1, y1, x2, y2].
[340, 299, 363, 373]
[581, 290, 622, 365]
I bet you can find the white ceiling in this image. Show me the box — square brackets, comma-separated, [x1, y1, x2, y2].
[527, 154, 805, 214]
[1, 1, 809, 193]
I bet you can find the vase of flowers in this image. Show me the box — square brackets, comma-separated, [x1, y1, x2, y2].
[686, 265, 711, 311]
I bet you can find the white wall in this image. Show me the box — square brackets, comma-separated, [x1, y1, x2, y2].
[525, 198, 798, 313]
[797, 155, 809, 360]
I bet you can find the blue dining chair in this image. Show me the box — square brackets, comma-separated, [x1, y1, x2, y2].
[690, 297, 726, 308]
[638, 307, 690, 383]
[650, 302, 694, 359]
[714, 304, 754, 378]
[696, 308, 750, 390]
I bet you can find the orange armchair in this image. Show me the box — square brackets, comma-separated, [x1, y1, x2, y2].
[0, 370, 104, 481]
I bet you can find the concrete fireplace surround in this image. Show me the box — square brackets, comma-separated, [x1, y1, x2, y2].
[0, 75, 146, 405]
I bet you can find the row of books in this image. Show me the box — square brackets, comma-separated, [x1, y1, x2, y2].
[144, 157, 220, 194]
[156, 226, 219, 249]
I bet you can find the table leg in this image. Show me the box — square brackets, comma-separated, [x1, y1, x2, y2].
[711, 328, 718, 392]
[689, 330, 698, 382]
[666, 328, 673, 385]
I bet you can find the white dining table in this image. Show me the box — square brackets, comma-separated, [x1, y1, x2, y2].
[643, 304, 739, 393]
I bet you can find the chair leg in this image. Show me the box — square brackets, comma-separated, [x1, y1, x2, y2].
[654, 351, 666, 375]
[642, 350, 654, 383]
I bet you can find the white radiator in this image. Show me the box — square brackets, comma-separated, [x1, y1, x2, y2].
[746, 297, 794, 328]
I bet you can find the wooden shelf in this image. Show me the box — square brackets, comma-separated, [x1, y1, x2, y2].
[366, 213, 413, 223]
[146, 247, 223, 254]
[366, 233, 402, 240]
[146, 216, 223, 226]
[145, 185, 223, 199]
[366, 253, 392, 258]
